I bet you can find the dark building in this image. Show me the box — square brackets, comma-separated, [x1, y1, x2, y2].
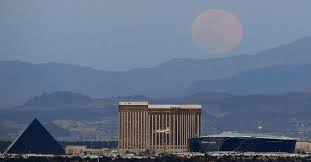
[188, 132, 297, 153]
[5, 118, 64, 154]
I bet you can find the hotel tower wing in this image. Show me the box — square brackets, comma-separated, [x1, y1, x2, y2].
[118, 102, 202, 151]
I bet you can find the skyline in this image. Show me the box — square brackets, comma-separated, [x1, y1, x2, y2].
[1, 0, 311, 70]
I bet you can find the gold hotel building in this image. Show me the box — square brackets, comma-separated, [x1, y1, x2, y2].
[118, 102, 202, 151]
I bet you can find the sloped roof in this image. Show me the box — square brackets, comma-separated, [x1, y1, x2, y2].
[5, 118, 64, 154]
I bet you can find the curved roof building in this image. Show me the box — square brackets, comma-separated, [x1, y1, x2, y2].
[188, 132, 297, 153]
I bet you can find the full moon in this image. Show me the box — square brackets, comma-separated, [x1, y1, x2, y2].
[192, 9, 243, 54]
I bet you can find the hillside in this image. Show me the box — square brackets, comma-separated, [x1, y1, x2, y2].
[1, 91, 311, 141]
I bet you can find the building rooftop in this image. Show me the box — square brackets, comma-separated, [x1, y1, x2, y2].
[119, 102, 148, 105]
[148, 104, 202, 109]
[202, 132, 297, 140]
[119, 102, 202, 109]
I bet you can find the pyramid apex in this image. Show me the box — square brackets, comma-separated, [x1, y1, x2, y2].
[32, 118, 40, 123]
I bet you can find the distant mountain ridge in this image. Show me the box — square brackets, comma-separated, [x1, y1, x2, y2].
[1, 37, 311, 107]
[23, 91, 91, 107]
[189, 64, 311, 95]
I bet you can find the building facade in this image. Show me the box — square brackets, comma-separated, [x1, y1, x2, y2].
[118, 102, 202, 151]
[295, 141, 311, 153]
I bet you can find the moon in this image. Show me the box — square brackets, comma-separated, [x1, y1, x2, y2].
[192, 9, 243, 54]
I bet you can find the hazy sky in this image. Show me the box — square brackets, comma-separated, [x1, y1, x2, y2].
[0, 0, 311, 70]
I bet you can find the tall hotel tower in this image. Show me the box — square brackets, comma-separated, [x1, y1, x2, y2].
[118, 102, 202, 151]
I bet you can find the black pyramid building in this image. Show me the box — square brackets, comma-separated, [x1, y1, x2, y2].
[5, 118, 64, 154]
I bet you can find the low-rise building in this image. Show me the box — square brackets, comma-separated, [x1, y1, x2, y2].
[65, 145, 111, 155]
[65, 145, 87, 155]
[295, 141, 311, 153]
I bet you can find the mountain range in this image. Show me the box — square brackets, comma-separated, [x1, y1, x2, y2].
[1, 37, 311, 108]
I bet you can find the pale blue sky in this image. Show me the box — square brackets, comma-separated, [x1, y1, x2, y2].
[0, 0, 311, 70]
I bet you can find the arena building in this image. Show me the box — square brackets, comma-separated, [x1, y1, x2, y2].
[188, 132, 297, 153]
[118, 102, 202, 151]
